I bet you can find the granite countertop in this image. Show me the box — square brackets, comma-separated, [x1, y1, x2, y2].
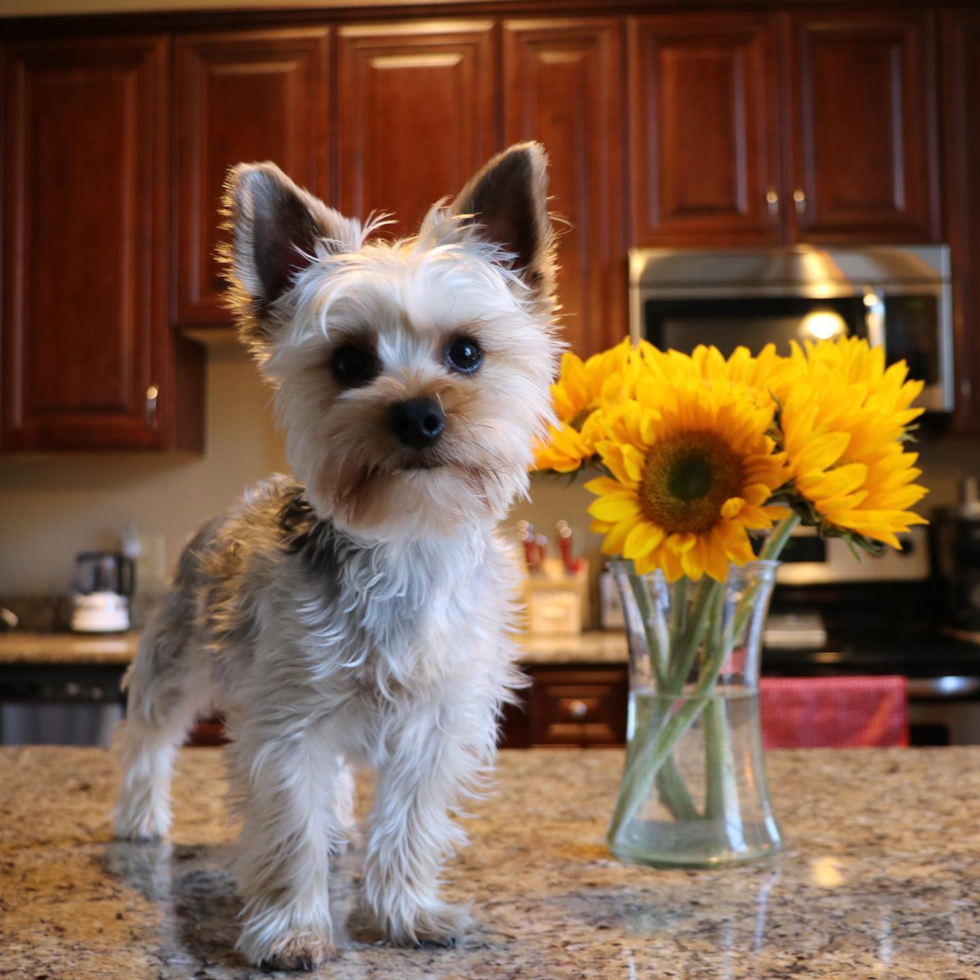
[518, 630, 628, 665]
[0, 631, 140, 665]
[0, 630, 628, 667]
[1, 745, 977, 979]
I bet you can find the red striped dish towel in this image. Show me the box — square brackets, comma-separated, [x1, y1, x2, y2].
[759, 675, 909, 748]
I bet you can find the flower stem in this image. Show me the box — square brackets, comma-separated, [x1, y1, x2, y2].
[628, 571, 668, 689]
[625, 568, 698, 820]
[608, 577, 724, 841]
[704, 697, 744, 849]
[761, 513, 801, 561]
[666, 578, 716, 690]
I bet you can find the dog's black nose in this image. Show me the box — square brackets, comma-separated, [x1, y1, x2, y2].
[388, 398, 445, 449]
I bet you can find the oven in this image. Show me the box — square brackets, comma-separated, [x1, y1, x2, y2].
[762, 527, 980, 746]
[628, 245, 954, 412]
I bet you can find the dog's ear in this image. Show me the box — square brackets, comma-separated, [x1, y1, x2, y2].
[450, 142, 555, 301]
[222, 162, 358, 352]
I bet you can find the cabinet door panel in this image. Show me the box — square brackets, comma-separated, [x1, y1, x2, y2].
[504, 19, 625, 356]
[629, 14, 781, 246]
[337, 22, 496, 236]
[2, 36, 173, 450]
[944, 11, 980, 433]
[174, 29, 328, 326]
[527, 667, 628, 747]
[786, 10, 939, 243]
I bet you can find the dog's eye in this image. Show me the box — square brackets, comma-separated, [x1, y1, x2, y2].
[446, 337, 482, 374]
[331, 344, 377, 387]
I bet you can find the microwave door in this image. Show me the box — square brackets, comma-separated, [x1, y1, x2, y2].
[637, 294, 866, 358]
[875, 285, 953, 412]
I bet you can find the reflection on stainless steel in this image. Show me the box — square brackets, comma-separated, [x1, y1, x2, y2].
[942, 626, 980, 646]
[905, 676, 980, 698]
[764, 611, 828, 649]
[776, 525, 929, 586]
[812, 650, 844, 664]
[629, 245, 950, 291]
[799, 308, 847, 341]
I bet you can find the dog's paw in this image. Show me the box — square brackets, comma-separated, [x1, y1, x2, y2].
[375, 902, 472, 949]
[413, 903, 472, 947]
[111, 807, 170, 842]
[256, 932, 338, 971]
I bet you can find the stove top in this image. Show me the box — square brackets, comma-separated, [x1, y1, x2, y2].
[762, 627, 980, 679]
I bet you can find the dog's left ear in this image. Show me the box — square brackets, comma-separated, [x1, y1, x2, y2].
[450, 142, 555, 300]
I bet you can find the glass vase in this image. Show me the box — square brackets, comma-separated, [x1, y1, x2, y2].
[607, 560, 782, 868]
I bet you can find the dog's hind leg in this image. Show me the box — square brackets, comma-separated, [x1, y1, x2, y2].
[113, 586, 212, 842]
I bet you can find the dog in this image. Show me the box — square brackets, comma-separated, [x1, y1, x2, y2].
[112, 142, 560, 969]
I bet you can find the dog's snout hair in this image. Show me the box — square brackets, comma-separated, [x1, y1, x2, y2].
[113, 143, 562, 970]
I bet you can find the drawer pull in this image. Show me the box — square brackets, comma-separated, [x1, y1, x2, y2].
[146, 384, 159, 426]
[568, 698, 589, 719]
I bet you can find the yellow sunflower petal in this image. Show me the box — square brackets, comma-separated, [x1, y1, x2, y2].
[588, 493, 642, 522]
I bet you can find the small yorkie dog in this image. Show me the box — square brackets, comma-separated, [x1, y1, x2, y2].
[112, 143, 559, 968]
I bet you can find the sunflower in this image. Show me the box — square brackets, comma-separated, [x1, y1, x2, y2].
[585, 371, 790, 583]
[691, 343, 796, 398]
[779, 336, 927, 549]
[533, 338, 635, 472]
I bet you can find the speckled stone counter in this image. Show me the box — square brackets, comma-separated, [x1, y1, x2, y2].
[1, 746, 977, 979]
[0, 631, 139, 665]
[0, 630, 627, 667]
[519, 630, 628, 664]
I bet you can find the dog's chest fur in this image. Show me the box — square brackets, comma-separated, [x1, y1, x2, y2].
[192, 476, 518, 708]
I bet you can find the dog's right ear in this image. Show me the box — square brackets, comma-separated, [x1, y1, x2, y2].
[222, 162, 357, 353]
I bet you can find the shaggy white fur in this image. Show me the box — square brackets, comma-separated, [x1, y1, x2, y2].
[112, 143, 560, 969]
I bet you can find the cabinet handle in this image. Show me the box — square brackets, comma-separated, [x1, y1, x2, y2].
[793, 189, 806, 215]
[568, 699, 589, 719]
[146, 384, 159, 426]
[766, 188, 779, 216]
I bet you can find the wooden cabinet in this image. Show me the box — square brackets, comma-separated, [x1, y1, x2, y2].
[943, 10, 980, 434]
[629, 9, 940, 248]
[2, 36, 203, 452]
[629, 14, 781, 247]
[503, 19, 625, 355]
[0, 4, 966, 441]
[500, 665, 628, 748]
[336, 21, 497, 237]
[173, 29, 329, 327]
[785, 9, 940, 243]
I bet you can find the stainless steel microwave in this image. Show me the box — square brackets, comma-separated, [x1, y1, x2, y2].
[628, 245, 954, 412]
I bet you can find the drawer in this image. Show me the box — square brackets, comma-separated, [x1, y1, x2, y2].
[528, 668, 628, 746]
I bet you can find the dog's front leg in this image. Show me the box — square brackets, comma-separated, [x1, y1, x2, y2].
[363, 706, 488, 946]
[229, 723, 346, 970]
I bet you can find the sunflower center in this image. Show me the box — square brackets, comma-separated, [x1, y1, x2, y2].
[640, 431, 745, 535]
[668, 455, 714, 502]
